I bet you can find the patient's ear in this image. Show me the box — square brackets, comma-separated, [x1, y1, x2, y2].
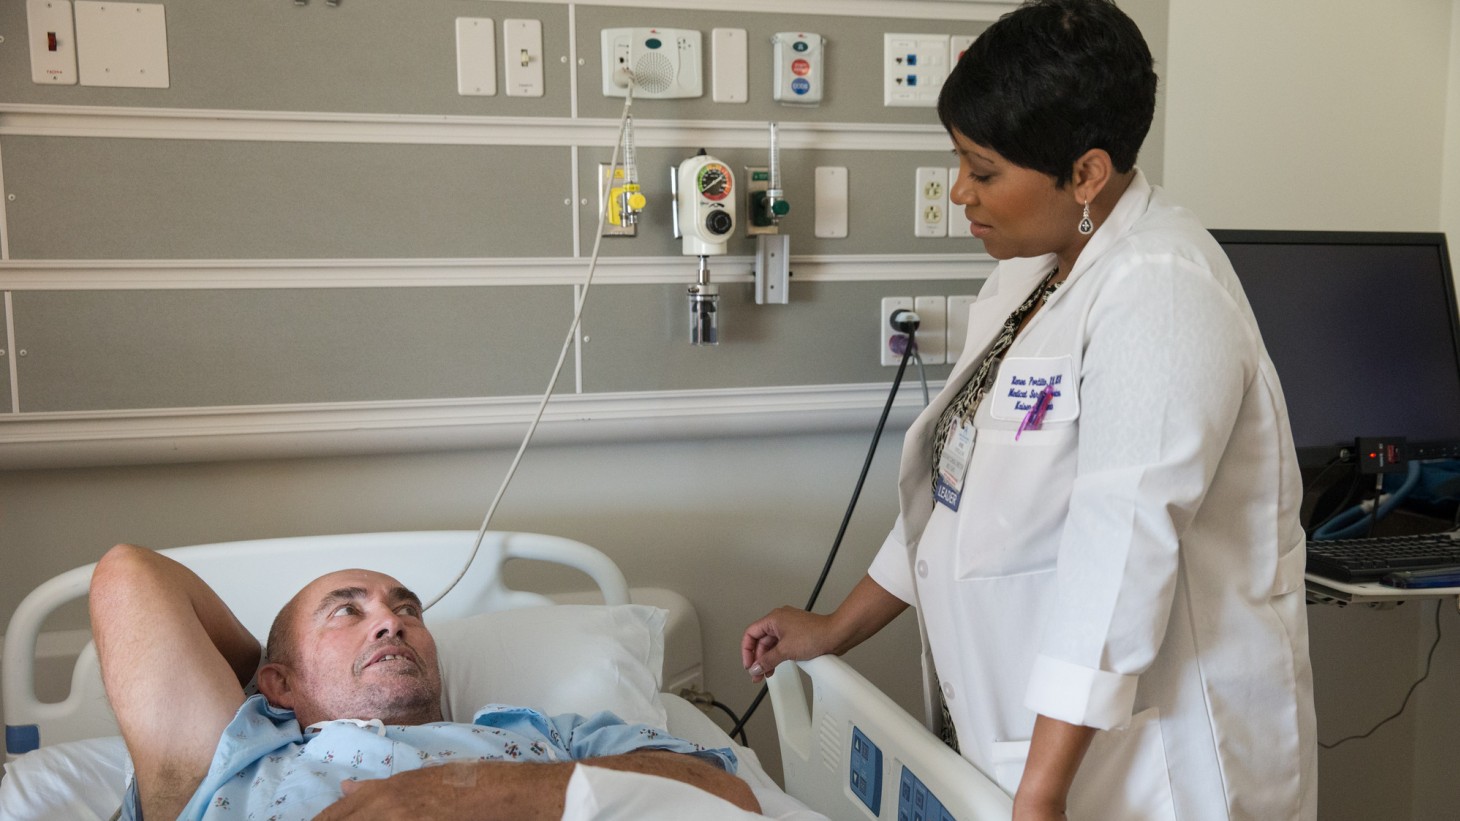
[256, 663, 295, 708]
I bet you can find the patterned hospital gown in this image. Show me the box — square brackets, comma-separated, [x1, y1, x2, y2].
[122, 694, 736, 820]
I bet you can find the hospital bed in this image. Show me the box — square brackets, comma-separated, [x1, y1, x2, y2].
[1, 530, 1012, 820]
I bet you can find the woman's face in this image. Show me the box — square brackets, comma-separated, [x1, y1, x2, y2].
[948, 130, 1082, 264]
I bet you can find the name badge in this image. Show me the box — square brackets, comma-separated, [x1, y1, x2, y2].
[988, 356, 1079, 430]
[934, 419, 976, 510]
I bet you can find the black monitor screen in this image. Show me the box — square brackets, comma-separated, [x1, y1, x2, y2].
[1212, 230, 1460, 468]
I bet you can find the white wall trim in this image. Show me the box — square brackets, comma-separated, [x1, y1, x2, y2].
[517, 0, 1015, 22]
[0, 384, 937, 470]
[0, 255, 994, 290]
[0, 105, 951, 152]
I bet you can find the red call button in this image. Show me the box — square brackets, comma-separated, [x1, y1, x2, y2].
[48, 32, 59, 52]
[792, 58, 811, 76]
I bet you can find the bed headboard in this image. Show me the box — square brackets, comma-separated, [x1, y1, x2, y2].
[4, 531, 630, 758]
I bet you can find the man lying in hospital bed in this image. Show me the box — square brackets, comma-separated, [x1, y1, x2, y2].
[86, 543, 759, 820]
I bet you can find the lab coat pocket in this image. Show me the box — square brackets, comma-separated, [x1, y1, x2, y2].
[1069, 707, 1175, 820]
[988, 739, 1031, 797]
[956, 421, 1077, 579]
[1271, 537, 1308, 596]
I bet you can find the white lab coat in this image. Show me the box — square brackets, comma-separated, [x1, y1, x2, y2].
[868, 171, 1318, 819]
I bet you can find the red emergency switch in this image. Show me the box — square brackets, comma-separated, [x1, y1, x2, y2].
[48, 32, 58, 52]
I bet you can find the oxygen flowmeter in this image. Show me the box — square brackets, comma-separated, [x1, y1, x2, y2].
[674, 150, 736, 345]
[601, 116, 647, 236]
[746, 123, 791, 304]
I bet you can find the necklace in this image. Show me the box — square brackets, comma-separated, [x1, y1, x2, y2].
[929, 268, 1061, 493]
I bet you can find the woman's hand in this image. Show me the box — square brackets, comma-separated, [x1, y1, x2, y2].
[741, 607, 840, 683]
[741, 575, 909, 683]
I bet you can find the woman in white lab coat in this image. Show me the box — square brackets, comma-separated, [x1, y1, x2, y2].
[741, 2, 1318, 818]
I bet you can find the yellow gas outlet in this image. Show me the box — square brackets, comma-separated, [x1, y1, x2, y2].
[598, 163, 639, 236]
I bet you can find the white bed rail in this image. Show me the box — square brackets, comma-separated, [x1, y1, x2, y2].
[768, 656, 1013, 820]
[4, 531, 629, 759]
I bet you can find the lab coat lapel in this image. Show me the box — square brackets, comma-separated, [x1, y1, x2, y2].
[895, 259, 1056, 547]
[1047, 169, 1154, 302]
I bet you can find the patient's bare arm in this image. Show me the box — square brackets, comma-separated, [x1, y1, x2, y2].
[90, 544, 260, 820]
[312, 750, 761, 820]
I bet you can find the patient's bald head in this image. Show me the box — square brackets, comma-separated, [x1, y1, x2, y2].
[257, 569, 443, 727]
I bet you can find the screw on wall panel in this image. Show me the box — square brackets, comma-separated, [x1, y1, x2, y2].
[7, 194, 15, 201]
[18, 350, 27, 357]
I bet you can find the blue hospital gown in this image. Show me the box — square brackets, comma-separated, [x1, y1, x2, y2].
[122, 695, 736, 820]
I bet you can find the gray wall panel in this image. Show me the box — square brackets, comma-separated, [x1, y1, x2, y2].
[579, 146, 984, 257]
[579, 279, 974, 392]
[575, 8, 989, 125]
[3, 138, 574, 259]
[12, 288, 574, 411]
[0, 1, 572, 117]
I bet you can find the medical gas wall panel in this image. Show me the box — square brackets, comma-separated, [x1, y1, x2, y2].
[576, 146, 980, 259]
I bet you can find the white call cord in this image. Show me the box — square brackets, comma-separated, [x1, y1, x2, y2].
[424, 81, 638, 611]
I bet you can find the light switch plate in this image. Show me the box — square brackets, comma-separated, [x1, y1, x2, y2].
[711, 28, 747, 103]
[503, 18, 543, 97]
[814, 166, 848, 239]
[456, 18, 496, 96]
[76, 1, 168, 89]
[27, 0, 77, 85]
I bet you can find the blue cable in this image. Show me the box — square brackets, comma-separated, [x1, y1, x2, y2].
[1312, 460, 1423, 541]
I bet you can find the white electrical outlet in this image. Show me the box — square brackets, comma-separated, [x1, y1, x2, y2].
[947, 295, 978, 357]
[880, 297, 913, 366]
[884, 33, 950, 107]
[915, 167, 947, 238]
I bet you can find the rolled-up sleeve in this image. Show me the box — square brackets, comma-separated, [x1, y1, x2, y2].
[1025, 256, 1255, 729]
[867, 516, 917, 605]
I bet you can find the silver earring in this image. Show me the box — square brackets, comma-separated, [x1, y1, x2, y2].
[1078, 201, 1094, 235]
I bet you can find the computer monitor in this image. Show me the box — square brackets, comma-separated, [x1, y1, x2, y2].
[1211, 230, 1460, 469]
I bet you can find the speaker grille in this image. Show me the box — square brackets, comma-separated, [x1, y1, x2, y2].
[633, 53, 675, 93]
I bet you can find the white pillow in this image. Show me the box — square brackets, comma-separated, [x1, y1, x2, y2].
[432, 603, 669, 729]
[562, 764, 768, 821]
[0, 736, 128, 821]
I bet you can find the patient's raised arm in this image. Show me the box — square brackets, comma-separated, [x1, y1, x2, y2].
[90, 544, 260, 820]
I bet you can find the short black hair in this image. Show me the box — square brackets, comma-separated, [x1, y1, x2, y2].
[938, 0, 1157, 186]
